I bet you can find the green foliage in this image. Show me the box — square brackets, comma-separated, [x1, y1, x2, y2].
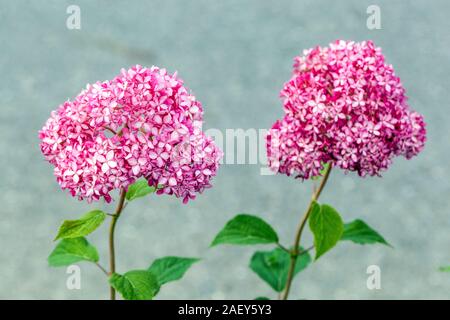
[54, 210, 106, 240]
[108, 257, 199, 300]
[309, 202, 344, 260]
[126, 179, 156, 201]
[439, 266, 450, 272]
[249, 247, 311, 292]
[109, 270, 160, 300]
[148, 257, 200, 285]
[48, 237, 99, 267]
[341, 219, 390, 246]
[211, 214, 279, 246]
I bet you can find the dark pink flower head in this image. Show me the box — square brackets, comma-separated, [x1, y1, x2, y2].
[40, 65, 222, 203]
[267, 40, 426, 179]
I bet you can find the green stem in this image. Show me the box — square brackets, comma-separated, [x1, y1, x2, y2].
[108, 188, 127, 300]
[281, 164, 332, 300]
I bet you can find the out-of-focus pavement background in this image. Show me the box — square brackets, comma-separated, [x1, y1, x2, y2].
[1, 0, 449, 299]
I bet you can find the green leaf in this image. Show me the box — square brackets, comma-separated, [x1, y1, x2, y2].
[54, 210, 106, 241]
[211, 214, 279, 246]
[109, 270, 160, 300]
[148, 257, 200, 285]
[341, 219, 390, 246]
[439, 266, 450, 272]
[126, 179, 156, 201]
[48, 237, 99, 267]
[249, 247, 311, 292]
[309, 202, 344, 260]
[255, 297, 270, 300]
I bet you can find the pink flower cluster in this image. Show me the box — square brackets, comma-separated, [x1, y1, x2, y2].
[40, 65, 222, 203]
[267, 40, 426, 179]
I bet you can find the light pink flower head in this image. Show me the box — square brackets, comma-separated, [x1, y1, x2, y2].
[40, 65, 222, 203]
[267, 40, 426, 179]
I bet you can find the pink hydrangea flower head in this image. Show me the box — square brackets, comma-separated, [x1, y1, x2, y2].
[39, 65, 222, 203]
[267, 40, 426, 179]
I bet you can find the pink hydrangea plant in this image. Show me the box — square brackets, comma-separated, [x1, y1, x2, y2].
[267, 40, 426, 179]
[39, 65, 222, 203]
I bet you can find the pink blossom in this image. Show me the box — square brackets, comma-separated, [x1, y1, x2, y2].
[39, 65, 222, 203]
[267, 40, 426, 179]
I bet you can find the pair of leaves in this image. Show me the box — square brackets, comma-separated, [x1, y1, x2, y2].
[48, 180, 174, 300]
[309, 202, 390, 260]
[210, 215, 311, 293]
[50, 210, 107, 267]
[210, 211, 389, 250]
[211, 210, 390, 292]
[109, 257, 199, 300]
[49, 239, 199, 301]
[51, 179, 157, 263]
[250, 247, 311, 292]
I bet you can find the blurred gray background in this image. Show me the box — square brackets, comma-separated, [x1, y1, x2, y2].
[1, 0, 449, 299]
